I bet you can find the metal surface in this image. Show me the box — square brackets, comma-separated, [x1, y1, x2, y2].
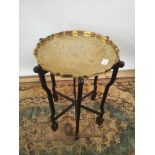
[34, 30, 120, 78]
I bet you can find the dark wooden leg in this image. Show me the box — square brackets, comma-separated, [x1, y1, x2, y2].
[75, 78, 84, 140]
[50, 73, 58, 101]
[91, 76, 98, 100]
[96, 61, 125, 125]
[73, 78, 76, 100]
[33, 66, 58, 131]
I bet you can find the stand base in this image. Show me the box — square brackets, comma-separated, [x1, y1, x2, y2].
[33, 60, 124, 140]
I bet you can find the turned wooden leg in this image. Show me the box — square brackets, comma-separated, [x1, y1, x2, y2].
[33, 66, 58, 131]
[91, 76, 98, 100]
[75, 78, 84, 140]
[96, 61, 124, 125]
[50, 73, 58, 102]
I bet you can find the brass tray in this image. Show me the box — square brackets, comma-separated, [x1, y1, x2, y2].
[34, 30, 120, 78]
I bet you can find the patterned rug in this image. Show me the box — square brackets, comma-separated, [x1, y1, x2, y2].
[19, 77, 135, 155]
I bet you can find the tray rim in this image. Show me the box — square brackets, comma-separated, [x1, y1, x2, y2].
[34, 30, 120, 78]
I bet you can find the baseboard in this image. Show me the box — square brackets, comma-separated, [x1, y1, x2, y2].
[19, 69, 135, 83]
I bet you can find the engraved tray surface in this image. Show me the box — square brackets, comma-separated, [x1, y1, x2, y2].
[34, 30, 120, 78]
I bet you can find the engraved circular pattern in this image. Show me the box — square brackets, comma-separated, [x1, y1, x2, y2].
[34, 30, 120, 78]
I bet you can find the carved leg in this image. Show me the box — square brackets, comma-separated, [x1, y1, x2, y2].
[91, 76, 98, 100]
[33, 66, 58, 131]
[50, 73, 58, 102]
[75, 78, 84, 140]
[96, 61, 125, 125]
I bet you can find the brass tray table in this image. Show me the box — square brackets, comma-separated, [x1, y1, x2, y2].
[33, 30, 124, 140]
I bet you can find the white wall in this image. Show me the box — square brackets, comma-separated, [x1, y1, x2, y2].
[19, 0, 135, 76]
